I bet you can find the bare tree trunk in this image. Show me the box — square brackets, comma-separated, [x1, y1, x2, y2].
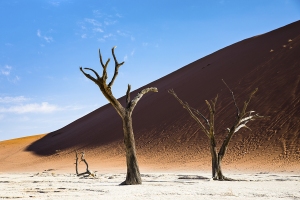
[210, 138, 227, 180]
[216, 157, 225, 180]
[216, 130, 234, 180]
[121, 112, 142, 185]
[210, 138, 218, 179]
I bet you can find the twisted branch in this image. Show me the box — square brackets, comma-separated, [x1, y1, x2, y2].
[74, 151, 95, 177]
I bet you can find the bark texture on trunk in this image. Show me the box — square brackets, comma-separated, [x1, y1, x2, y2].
[121, 113, 142, 185]
[80, 47, 157, 185]
[209, 138, 218, 179]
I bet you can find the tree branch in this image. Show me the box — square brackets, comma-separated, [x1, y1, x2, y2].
[98, 49, 110, 81]
[211, 95, 218, 112]
[218, 87, 264, 162]
[128, 87, 158, 113]
[80, 67, 99, 84]
[222, 79, 240, 116]
[205, 100, 216, 137]
[80, 48, 126, 117]
[241, 88, 258, 115]
[168, 89, 210, 138]
[108, 46, 125, 89]
[84, 67, 101, 80]
[190, 107, 210, 126]
[126, 84, 131, 107]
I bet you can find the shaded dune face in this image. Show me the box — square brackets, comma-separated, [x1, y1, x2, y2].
[25, 21, 300, 170]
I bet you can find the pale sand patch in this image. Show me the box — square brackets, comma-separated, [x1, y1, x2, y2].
[0, 172, 299, 200]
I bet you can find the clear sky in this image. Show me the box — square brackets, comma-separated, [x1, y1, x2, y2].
[0, 0, 299, 141]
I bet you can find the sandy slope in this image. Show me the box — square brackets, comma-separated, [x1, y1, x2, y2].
[0, 21, 300, 174]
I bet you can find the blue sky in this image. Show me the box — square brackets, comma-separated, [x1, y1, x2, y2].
[0, 0, 299, 141]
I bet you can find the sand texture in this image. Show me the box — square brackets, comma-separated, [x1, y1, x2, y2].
[0, 172, 299, 199]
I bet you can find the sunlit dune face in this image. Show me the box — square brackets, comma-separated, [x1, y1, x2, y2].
[0, 134, 46, 146]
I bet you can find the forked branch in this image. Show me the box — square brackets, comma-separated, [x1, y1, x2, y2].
[80, 47, 126, 114]
[108, 46, 125, 89]
[218, 83, 265, 161]
[80, 46, 124, 90]
[128, 87, 158, 113]
[80, 67, 100, 85]
[99, 49, 110, 81]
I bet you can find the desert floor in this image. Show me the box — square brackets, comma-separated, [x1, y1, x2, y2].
[0, 171, 299, 200]
[1, 134, 300, 199]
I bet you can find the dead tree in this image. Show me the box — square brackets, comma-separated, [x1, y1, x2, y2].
[168, 80, 264, 180]
[80, 46, 158, 185]
[75, 151, 95, 177]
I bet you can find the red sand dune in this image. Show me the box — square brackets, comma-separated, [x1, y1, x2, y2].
[1, 21, 300, 173]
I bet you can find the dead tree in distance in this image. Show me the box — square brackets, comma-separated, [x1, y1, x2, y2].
[80, 46, 158, 185]
[75, 151, 95, 177]
[168, 80, 264, 180]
